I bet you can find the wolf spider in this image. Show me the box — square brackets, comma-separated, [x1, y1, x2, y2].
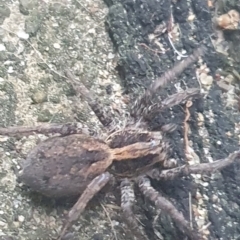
[1, 46, 240, 240]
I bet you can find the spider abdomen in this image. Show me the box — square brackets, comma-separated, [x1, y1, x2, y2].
[18, 134, 113, 198]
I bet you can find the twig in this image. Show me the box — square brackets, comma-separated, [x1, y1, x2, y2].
[138, 43, 164, 55]
[168, 34, 188, 58]
[189, 192, 193, 229]
[183, 100, 193, 161]
[101, 203, 119, 240]
[199, 222, 211, 233]
[0, 26, 66, 79]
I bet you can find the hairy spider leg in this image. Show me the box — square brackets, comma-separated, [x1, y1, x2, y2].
[65, 69, 114, 128]
[58, 172, 113, 240]
[146, 150, 240, 181]
[141, 150, 240, 239]
[143, 88, 201, 120]
[137, 176, 201, 240]
[0, 122, 88, 136]
[120, 178, 149, 240]
[0, 68, 114, 137]
[131, 46, 205, 118]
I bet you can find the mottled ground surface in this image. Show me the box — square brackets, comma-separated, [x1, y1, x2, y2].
[1, 0, 240, 239]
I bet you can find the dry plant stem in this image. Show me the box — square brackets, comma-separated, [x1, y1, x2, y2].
[64, 69, 113, 127]
[137, 176, 200, 240]
[121, 179, 149, 240]
[146, 150, 240, 180]
[100, 203, 119, 240]
[183, 100, 193, 160]
[0, 123, 88, 136]
[131, 46, 205, 117]
[58, 172, 113, 240]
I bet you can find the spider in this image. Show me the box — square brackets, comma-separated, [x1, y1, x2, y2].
[0, 45, 240, 240]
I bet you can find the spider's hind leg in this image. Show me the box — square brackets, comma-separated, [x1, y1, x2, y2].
[137, 176, 201, 240]
[120, 178, 149, 240]
[58, 172, 113, 240]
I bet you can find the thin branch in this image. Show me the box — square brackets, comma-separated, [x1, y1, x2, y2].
[101, 203, 119, 240]
[183, 100, 193, 162]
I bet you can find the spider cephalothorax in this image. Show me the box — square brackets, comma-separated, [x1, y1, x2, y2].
[1, 46, 240, 240]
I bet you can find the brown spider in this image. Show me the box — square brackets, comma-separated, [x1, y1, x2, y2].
[1, 46, 240, 240]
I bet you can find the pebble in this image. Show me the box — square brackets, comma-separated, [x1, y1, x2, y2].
[216, 9, 240, 30]
[108, 53, 115, 59]
[200, 182, 209, 187]
[53, 43, 61, 49]
[7, 66, 14, 73]
[216, 80, 233, 92]
[200, 72, 213, 86]
[17, 31, 29, 40]
[197, 113, 204, 126]
[0, 221, 6, 227]
[211, 195, 218, 203]
[18, 215, 25, 222]
[31, 91, 48, 104]
[0, 44, 6, 51]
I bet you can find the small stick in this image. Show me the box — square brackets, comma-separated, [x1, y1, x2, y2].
[183, 100, 193, 161]
[189, 192, 193, 229]
[101, 203, 119, 240]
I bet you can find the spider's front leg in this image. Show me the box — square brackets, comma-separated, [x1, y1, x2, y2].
[130, 46, 205, 118]
[143, 88, 201, 121]
[120, 178, 149, 240]
[65, 69, 114, 128]
[146, 150, 240, 180]
[0, 69, 113, 137]
[58, 172, 113, 240]
[0, 122, 89, 137]
[143, 151, 240, 239]
[137, 176, 201, 240]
